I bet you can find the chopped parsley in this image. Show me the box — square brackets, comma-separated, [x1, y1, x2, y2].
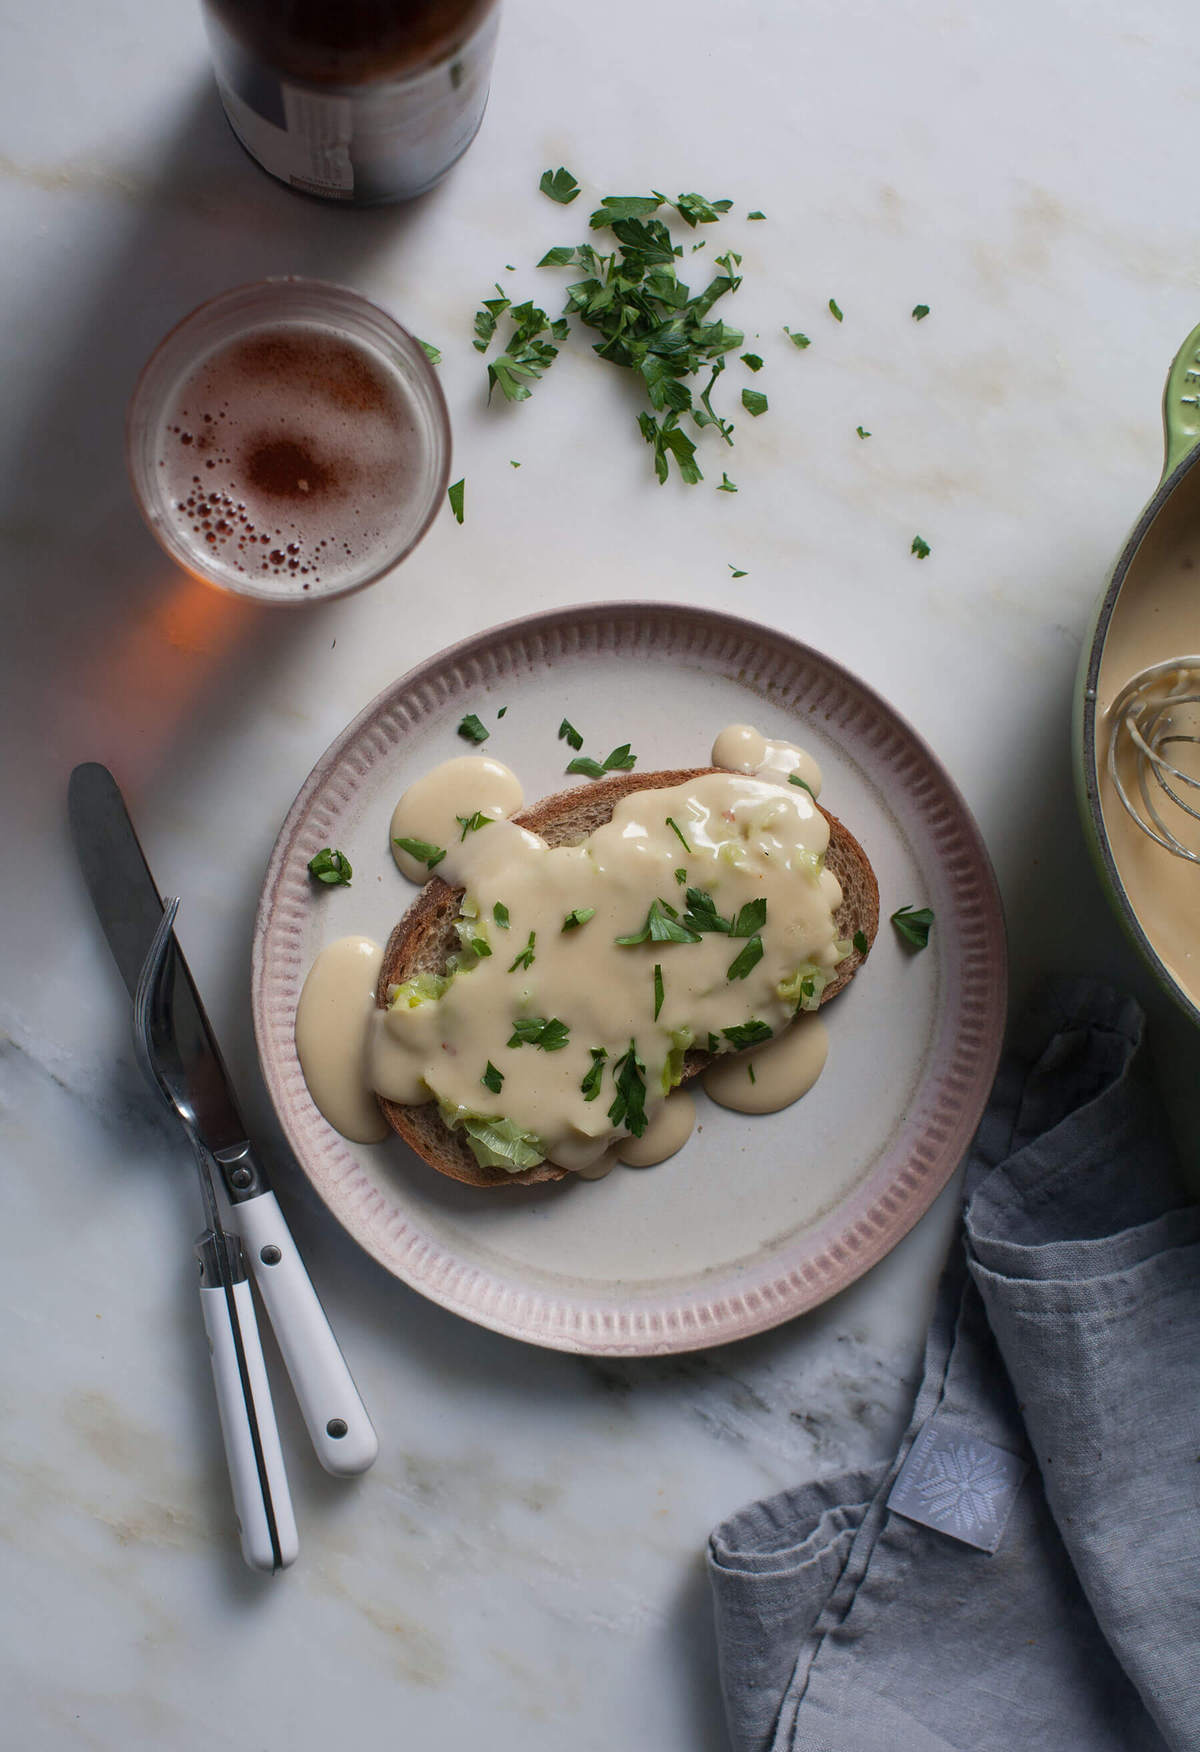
[394, 836, 446, 870]
[912, 304, 930, 321]
[608, 1039, 648, 1137]
[666, 816, 692, 854]
[674, 867, 688, 885]
[726, 935, 764, 981]
[741, 388, 768, 417]
[681, 887, 731, 934]
[493, 901, 510, 929]
[722, 1019, 773, 1050]
[497, 706, 507, 717]
[747, 210, 766, 221]
[853, 929, 870, 955]
[828, 298, 844, 322]
[558, 718, 584, 751]
[448, 478, 465, 523]
[507, 1015, 570, 1050]
[856, 426, 871, 440]
[740, 353, 763, 372]
[911, 535, 931, 559]
[784, 327, 810, 349]
[653, 963, 665, 1020]
[567, 741, 638, 779]
[562, 907, 596, 931]
[787, 773, 816, 797]
[457, 712, 489, 743]
[747, 1063, 757, 1084]
[539, 166, 580, 205]
[729, 565, 747, 578]
[718, 473, 738, 492]
[538, 245, 576, 267]
[508, 931, 537, 971]
[581, 1047, 607, 1101]
[732, 899, 767, 936]
[456, 811, 492, 840]
[891, 905, 935, 949]
[417, 339, 442, 365]
[307, 847, 352, 886]
[706, 1032, 720, 1053]
[481, 1061, 504, 1093]
[616, 898, 702, 946]
[484, 299, 562, 402]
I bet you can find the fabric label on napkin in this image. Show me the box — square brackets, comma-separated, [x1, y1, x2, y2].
[887, 1419, 1028, 1553]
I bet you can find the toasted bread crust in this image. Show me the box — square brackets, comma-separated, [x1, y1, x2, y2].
[376, 768, 879, 1187]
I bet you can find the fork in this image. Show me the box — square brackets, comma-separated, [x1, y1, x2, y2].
[134, 899, 297, 1572]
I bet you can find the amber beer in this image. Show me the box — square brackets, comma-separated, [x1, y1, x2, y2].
[127, 280, 452, 603]
[201, 0, 500, 204]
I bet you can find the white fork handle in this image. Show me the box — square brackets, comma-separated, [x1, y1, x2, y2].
[199, 1275, 298, 1571]
[236, 1192, 379, 1476]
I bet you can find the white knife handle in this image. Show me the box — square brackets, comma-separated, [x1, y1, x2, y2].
[199, 1270, 299, 1572]
[236, 1192, 379, 1476]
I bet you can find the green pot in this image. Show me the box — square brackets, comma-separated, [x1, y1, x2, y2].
[1074, 323, 1200, 1028]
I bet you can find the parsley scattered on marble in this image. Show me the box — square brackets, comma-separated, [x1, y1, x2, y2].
[828, 298, 843, 322]
[911, 535, 931, 559]
[912, 304, 930, 321]
[448, 478, 465, 523]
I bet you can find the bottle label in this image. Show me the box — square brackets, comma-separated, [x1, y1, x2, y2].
[208, 9, 499, 204]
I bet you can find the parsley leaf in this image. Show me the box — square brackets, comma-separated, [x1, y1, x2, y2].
[497, 706, 507, 717]
[726, 935, 764, 980]
[558, 718, 584, 751]
[508, 931, 536, 971]
[741, 388, 768, 417]
[508, 1015, 570, 1050]
[911, 535, 931, 559]
[891, 905, 934, 949]
[608, 1038, 648, 1136]
[588, 193, 663, 227]
[482, 1061, 504, 1093]
[616, 898, 703, 946]
[653, 963, 665, 1020]
[722, 1019, 773, 1050]
[417, 339, 442, 365]
[566, 756, 605, 779]
[538, 245, 576, 267]
[748, 1063, 757, 1083]
[729, 564, 747, 578]
[666, 817, 693, 854]
[747, 210, 766, 221]
[718, 473, 738, 492]
[681, 887, 732, 934]
[788, 773, 816, 797]
[394, 836, 446, 870]
[456, 811, 492, 840]
[828, 298, 844, 322]
[567, 742, 638, 779]
[852, 929, 870, 955]
[784, 327, 810, 349]
[540, 166, 580, 205]
[731, 898, 767, 937]
[448, 478, 465, 523]
[562, 907, 596, 931]
[706, 1032, 720, 1053]
[740, 352, 763, 372]
[473, 288, 510, 352]
[670, 191, 734, 227]
[307, 847, 352, 886]
[674, 867, 688, 884]
[581, 1047, 607, 1101]
[493, 902, 510, 929]
[487, 300, 561, 403]
[856, 426, 871, 439]
[457, 712, 489, 743]
[912, 304, 930, 321]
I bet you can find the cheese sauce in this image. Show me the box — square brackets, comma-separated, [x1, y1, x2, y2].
[296, 726, 844, 1174]
[294, 935, 389, 1143]
[704, 1013, 828, 1114]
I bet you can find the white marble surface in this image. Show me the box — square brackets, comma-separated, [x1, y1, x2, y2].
[3, 2, 1199, 1746]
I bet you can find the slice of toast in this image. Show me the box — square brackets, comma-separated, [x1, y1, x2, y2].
[375, 768, 879, 1187]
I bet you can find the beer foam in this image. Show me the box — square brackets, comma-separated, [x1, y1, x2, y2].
[155, 323, 421, 597]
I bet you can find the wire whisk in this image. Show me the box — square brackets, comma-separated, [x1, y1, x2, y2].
[1106, 657, 1200, 863]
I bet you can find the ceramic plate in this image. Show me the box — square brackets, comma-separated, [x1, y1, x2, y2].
[253, 603, 1006, 1355]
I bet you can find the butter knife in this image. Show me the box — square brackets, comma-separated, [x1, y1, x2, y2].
[68, 762, 378, 1477]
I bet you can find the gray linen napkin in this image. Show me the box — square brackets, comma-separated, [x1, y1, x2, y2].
[708, 980, 1200, 1752]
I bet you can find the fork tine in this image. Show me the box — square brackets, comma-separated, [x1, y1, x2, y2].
[132, 898, 181, 1099]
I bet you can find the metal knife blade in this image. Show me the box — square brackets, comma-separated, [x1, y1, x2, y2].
[68, 762, 248, 1155]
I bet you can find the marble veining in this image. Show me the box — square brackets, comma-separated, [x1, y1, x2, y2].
[4, 1, 1200, 1749]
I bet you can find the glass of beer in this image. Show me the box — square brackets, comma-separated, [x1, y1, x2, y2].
[126, 278, 451, 603]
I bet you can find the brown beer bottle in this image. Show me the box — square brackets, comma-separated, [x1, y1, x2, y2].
[201, 0, 501, 205]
